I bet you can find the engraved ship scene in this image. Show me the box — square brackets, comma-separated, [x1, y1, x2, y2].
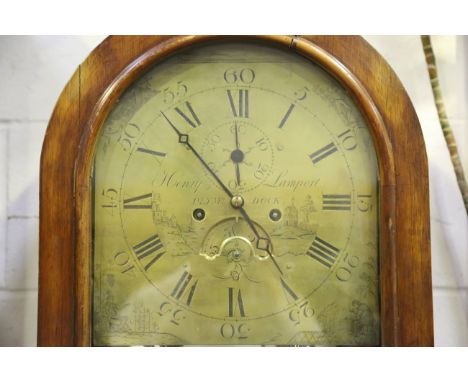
[95, 274, 380, 346]
[94, 291, 186, 346]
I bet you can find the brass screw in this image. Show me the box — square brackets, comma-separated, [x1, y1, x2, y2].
[230, 195, 244, 209]
[193, 208, 205, 221]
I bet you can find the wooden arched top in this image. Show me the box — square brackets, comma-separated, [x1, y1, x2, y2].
[39, 36, 433, 346]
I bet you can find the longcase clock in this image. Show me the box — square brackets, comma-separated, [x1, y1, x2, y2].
[38, 35, 433, 346]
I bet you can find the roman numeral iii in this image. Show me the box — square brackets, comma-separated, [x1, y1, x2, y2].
[307, 236, 340, 268]
[322, 194, 351, 211]
[227, 89, 249, 118]
[132, 234, 165, 271]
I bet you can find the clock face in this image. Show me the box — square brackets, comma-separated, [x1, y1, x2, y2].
[92, 41, 380, 346]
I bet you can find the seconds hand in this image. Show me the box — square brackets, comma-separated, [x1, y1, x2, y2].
[233, 121, 242, 186]
[161, 112, 283, 275]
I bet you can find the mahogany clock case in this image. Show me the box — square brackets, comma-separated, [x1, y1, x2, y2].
[38, 35, 433, 346]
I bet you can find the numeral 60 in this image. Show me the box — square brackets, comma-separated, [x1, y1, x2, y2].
[223, 68, 255, 84]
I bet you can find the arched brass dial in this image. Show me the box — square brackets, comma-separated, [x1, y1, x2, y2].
[92, 41, 380, 346]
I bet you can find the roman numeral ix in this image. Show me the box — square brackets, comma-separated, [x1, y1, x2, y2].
[132, 234, 165, 271]
[307, 236, 340, 268]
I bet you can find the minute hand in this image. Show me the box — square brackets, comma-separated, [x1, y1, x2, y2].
[162, 111, 282, 275]
[162, 111, 233, 198]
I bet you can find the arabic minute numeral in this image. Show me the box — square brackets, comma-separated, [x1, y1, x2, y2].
[101, 188, 118, 212]
[338, 129, 357, 151]
[294, 86, 310, 101]
[158, 302, 185, 326]
[220, 323, 250, 340]
[118, 123, 141, 152]
[223, 68, 255, 84]
[335, 252, 360, 282]
[288, 301, 315, 326]
[113, 251, 135, 275]
[163, 81, 188, 104]
[357, 194, 372, 212]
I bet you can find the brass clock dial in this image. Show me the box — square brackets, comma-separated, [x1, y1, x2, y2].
[92, 42, 380, 346]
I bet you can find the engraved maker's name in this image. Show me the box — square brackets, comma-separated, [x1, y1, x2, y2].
[160, 171, 202, 193]
[264, 170, 320, 191]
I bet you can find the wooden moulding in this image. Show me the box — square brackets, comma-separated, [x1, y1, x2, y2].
[38, 35, 433, 346]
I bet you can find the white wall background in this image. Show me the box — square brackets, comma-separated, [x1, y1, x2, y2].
[0, 36, 466, 346]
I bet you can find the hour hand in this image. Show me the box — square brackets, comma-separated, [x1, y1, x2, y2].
[161, 111, 189, 144]
[162, 111, 234, 198]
